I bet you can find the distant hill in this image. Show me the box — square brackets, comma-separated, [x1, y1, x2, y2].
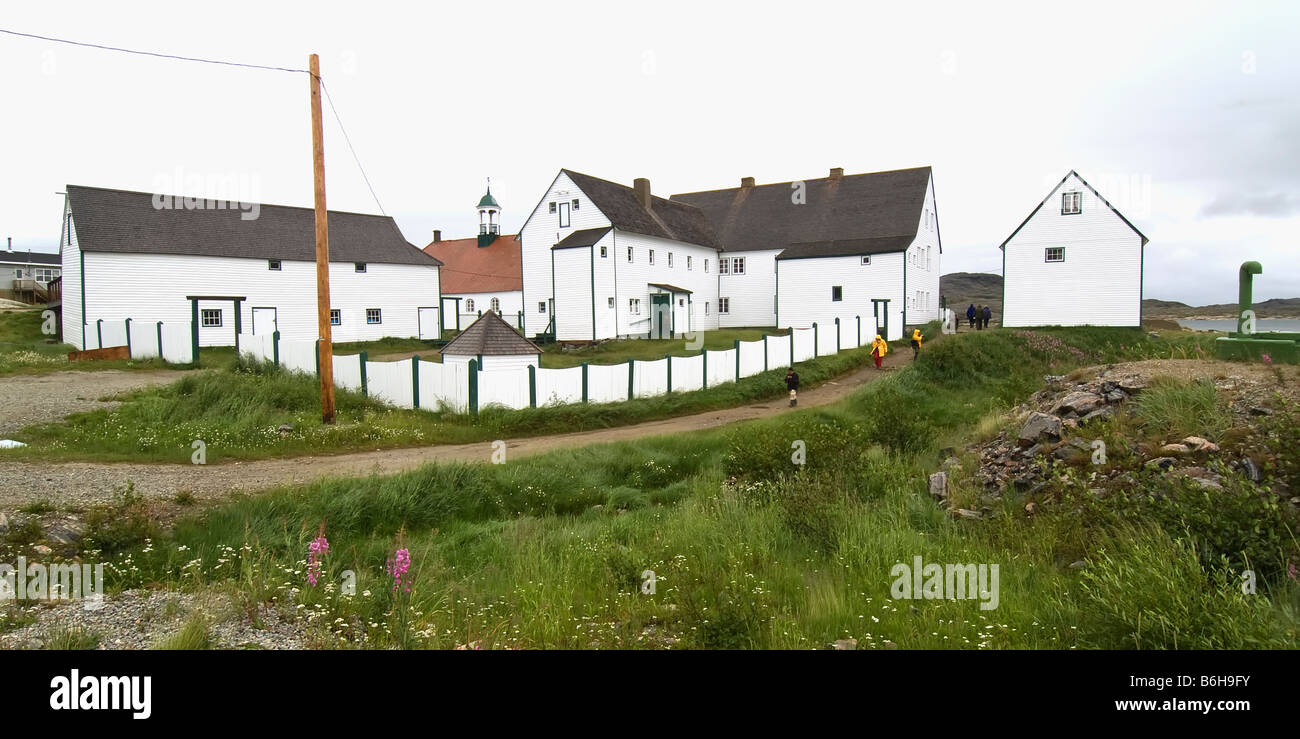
[939, 272, 1300, 320]
[940, 272, 1002, 318]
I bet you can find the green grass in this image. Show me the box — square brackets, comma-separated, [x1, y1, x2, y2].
[4, 337, 886, 463]
[1135, 376, 1230, 441]
[151, 614, 212, 650]
[80, 325, 1298, 649]
[43, 626, 102, 650]
[539, 328, 786, 368]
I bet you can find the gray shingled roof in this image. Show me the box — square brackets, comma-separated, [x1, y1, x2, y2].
[672, 167, 933, 255]
[776, 235, 916, 260]
[441, 310, 543, 356]
[0, 251, 61, 265]
[553, 227, 611, 250]
[66, 185, 441, 266]
[562, 170, 719, 249]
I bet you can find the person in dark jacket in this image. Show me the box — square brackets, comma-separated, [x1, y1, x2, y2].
[966, 303, 976, 329]
[975, 306, 984, 330]
[785, 368, 800, 407]
[983, 305, 993, 329]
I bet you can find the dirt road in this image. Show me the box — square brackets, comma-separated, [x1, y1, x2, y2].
[0, 345, 914, 508]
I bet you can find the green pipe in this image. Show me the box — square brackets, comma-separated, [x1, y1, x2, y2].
[528, 364, 537, 408]
[1237, 261, 1263, 335]
[359, 350, 367, 396]
[412, 355, 421, 409]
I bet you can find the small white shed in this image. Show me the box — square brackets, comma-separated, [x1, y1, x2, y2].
[441, 310, 543, 370]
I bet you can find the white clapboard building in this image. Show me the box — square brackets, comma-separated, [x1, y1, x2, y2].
[520, 170, 720, 342]
[1000, 171, 1149, 327]
[423, 185, 524, 332]
[521, 166, 940, 344]
[674, 167, 940, 342]
[60, 184, 443, 350]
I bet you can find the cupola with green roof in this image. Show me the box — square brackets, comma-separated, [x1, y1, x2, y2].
[476, 181, 501, 247]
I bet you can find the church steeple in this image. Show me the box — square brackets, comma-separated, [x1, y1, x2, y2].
[476, 179, 500, 247]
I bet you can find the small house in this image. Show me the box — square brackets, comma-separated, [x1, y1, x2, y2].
[440, 309, 543, 370]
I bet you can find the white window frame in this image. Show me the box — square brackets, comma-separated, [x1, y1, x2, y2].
[366, 308, 382, 325]
[649, 249, 655, 265]
[354, 262, 367, 273]
[466, 298, 475, 312]
[1045, 247, 1066, 263]
[687, 255, 693, 270]
[629, 298, 641, 316]
[860, 255, 871, 265]
[719, 297, 730, 314]
[201, 309, 222, 328]
[731, 257, 745, 275]
[558, 201, 570, 227]
[1062, 191, 1082, 215]
[668, 252, 673, 268]
[490, 297, 500, 313]
[627, 246, 633, 262]
[267, 259, 281, 271]
[330, 309, 341, 326]
[538, 301, 547, 313]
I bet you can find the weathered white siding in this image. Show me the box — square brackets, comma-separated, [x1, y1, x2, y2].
[59, 197, 84, 347]
[67, 247, 440, 350]
[444, 353, 538, 371]
[447, 290, 524, 328]
[553, 246, 596, 342]
[904, 174, 942, 327]
[520, 172, 611, 337]
[1002, 173, 1144, 327]
[718, 249, 780, 328]
[608, 231, 720, 339]
[777, 251, 906, 342]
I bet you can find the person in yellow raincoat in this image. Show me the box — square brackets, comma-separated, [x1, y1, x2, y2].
[910, 328, 923, 359]
[870, 334, 888, 370]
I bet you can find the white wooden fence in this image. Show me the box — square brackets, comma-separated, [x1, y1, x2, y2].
[80, 317, 195, 364]
[240, 316, 874, 416]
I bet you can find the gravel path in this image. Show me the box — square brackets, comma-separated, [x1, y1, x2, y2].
[0, 349, 913, 509]
[0, 369, 191, 437]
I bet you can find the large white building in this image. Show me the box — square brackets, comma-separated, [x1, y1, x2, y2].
[1000, 171, 1148, 328]
[423, 185, 524, 332]
[60, 184, 443, 350]
[519, 167, 941, 343]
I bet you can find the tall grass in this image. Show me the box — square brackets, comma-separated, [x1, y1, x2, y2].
[1135, 376, 1229, 440]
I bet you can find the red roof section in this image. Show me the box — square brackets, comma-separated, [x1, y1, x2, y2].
[423, 234, 522, 294]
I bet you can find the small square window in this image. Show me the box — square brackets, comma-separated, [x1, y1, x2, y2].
[607, 297, 615, 308]
[600, 246, 608, 258]
[572, 199, 580, 210]
[549, 202, 557, 213]
[267, 259, 281, 271]
[330, 309, 341, 326]
[355, 262, 367, 273]
[538, 301, 547, 313]
[679, 298, 684, 307]
[201, 309, 222, 328]
[860, 255, 871, 265]
[366, 308, 382, 324]
[1062, 192, 1081, 215]
[1045, 247, 1066, 263]
[832, 286, 843, 302]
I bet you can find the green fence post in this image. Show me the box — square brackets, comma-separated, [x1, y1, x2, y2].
[835, 318, 841, 354]
[273, 330, 280, 367]
[734, 339, 740, 381]
[813, 322, 819, 358]
[528, 364, 537, 408]
[360, 350, 368, 396]
[627, 359, 635, 400]
[125, 318, 132, 357]
[702, 350, 708, 390]
[314, 339, 320, 378]
[156, 321, 163, 360]
[763, 334, 769, 372]
[665, 354, 672, 394]
[789, 330, 794, 366]
[469, 358, 479, 419]
[189, 300, 199, 364]
[581, 362, 589, 404]
[412, 355, 421, 409]
[96, 318, 103, 349]
[233, 304, 242, 354]
[856, 315, 861, 347]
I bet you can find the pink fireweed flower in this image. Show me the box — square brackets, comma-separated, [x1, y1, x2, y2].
[388, 548, 412, 592]
[1289, 561, 1298, 581]
[307, 536, 330, 586]
[1261, 353, 1272, 365]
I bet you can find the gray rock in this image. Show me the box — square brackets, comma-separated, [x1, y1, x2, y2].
[0, 511, 7, 535]
[32, 545, 53, 556]
[277, 423, 294, 436]
[1249, 407, 1273, 417]
[1068, 560, 1087, 570]
[1160, 443, 1192, 456]
[1053, 391, 1105, 416]
[833, 638, 858, 651]
[1104, 390, 1128, 404]
[1145, 457, 1178, 471]
[1044, 375, 1067, 386]
[953, 508, 982, 520]
[1192, 476, 1223, 491]
[1117, 376, 1149, 394]
[1181, 436, 1219, 453]
[1240, 458, 1262, 483]
[46, 524, 83, 545]
[1081, 406, 1115, 425]
[1018, 412, 1063, 448]
[1053, 439, 1094, 464]
[928, 471, 948, 501]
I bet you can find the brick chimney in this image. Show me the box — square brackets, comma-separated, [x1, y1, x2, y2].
[829, 167, 844, 180]
[741, 177, 755, 188]
[432, 229, 441, 243]
[633, 178, 652, 210]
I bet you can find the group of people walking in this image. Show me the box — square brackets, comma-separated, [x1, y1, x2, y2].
[966, 303, 993, 330]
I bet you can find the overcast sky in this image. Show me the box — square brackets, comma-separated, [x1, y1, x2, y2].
[2, 0, 1297, 305]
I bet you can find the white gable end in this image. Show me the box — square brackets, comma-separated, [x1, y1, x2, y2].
[1002, 172, 1146, 328]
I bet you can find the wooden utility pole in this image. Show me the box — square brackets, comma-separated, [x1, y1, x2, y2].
[309, 53, 336, 424]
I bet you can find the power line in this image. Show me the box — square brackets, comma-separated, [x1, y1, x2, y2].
[2, 27, 389, 216]
[320, 79, 387, 217]
[0, 28, 308, 74]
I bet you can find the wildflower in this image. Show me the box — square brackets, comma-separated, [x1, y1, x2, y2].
[307, 536, 329, 586]
[1261, 353, 1272, 365]
[388, 548, 412, 593]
